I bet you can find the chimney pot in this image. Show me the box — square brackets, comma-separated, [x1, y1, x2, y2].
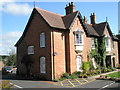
[90, 13, 96, 24]
[65, 2, 76, 15]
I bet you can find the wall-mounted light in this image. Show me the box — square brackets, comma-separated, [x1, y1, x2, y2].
[54, 52, 58, 56]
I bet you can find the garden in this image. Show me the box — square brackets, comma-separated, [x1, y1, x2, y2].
[55, 61, 117, 82]
[55, 36, 119, 82]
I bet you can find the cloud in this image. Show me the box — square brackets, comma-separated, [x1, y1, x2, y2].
[1, 1, 32, 16]
[1, 31, 22, 55]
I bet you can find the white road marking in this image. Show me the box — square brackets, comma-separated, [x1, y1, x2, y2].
[10, 83, 23, 88]
[98, 82, 115, 90]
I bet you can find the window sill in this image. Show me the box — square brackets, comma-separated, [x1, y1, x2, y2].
[75, 44, 83, 46]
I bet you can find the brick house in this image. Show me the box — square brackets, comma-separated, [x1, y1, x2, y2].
[15, 2, 119, 80]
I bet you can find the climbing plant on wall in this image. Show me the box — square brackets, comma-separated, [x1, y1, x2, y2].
[88, 36, 107, 68]
[97, 36, 107, 67]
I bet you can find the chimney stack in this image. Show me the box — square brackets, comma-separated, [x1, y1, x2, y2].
[83, 16, 88, 24]
[65, 2, 76, 15]
[90, 13, 96, 24]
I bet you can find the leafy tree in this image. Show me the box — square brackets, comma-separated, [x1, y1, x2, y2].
[4, 54, 16, 66]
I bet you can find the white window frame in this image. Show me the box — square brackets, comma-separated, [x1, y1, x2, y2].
[40, 57, 46, 74]
[74, 28, 84, 45]
[105, 36, 110, 48]
[28, 45, 34, 55]
[40, 32, 45, 47]
[91, 38, 95, 48]
[76, 56, 82, 71]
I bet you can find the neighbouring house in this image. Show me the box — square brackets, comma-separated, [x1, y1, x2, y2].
[15, 2, 119, 80]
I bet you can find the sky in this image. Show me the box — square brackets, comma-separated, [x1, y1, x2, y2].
[0, 0, 119, 55]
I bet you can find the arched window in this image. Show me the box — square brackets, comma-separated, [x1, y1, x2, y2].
[76, 56, 82, 71]
[40, 57, 46, 74]
[40, 33, 45, 47]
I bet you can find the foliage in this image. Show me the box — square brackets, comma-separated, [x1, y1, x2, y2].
[82, 61, 90, 73]
[69, 74, 78, 79]
[105, 71, 120, 78]
[97, 36, 106, 67]
[61, 73, 70, 79]
[88, 36, 107, 68]
[4, 54, 16, 66]
[72, 71, 81, 77]
[0, 80, 14, 89]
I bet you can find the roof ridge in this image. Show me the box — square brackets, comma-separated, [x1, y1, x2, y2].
[35, 7, 63, 17]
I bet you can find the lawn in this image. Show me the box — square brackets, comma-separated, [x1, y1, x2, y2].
[106, 71, 120, 78]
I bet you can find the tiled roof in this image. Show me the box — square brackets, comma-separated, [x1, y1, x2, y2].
[36, 8, 66, 29]
[86, 24, 99, 36]
[36, 8, 79, 30]
[62, 11, 79, 29]
[93, 22, 107, 36]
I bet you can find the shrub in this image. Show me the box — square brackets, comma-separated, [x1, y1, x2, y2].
[73, 71, 81, 77]
[69, 74, 78, 79]
[82, 61, 90, 73]
[59, 78, 66, 81]
[101, 67, 108, 73]
[61, 73, 70, 79]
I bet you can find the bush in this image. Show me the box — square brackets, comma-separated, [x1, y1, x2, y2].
[101, 67, 108, 73]
[59, 78, 66, 81]
[61, 73, 70, 79]
[69, 74, 78, 79]
[82, 61, 90, 73]
[73, 71, 81, 77]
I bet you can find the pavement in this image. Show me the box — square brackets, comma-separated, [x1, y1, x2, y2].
[1, 69, 120, 88]
[53, 69, 120, 88]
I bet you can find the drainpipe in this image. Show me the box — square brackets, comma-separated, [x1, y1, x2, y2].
[52, 29, 55, 80]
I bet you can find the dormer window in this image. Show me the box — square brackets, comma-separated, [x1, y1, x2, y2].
[74, 28, 84, 45]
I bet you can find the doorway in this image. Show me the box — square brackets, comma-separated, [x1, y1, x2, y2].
[76, 56, 82, 71]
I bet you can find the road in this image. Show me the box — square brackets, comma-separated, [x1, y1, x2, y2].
[1, 72, 120, 89]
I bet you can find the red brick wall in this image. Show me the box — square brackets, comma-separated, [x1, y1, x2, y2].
[51, 30, 66, 79]
[67, 18, 93, 74]
[17, 11, 53, 80]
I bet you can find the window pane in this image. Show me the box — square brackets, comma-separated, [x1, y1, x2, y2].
[75, 33, 82, 45]
[28, 46, 34, 55]
[40, 33, 45, 47]
[40, 57, 46, 74]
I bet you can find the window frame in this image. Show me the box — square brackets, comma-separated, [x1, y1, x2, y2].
[27, 45, 34, 55]
[40, 56, 46, 74]
[91, 38, 95, 48]
[74, 28, 84, 45]
[40, 32, 45, 48]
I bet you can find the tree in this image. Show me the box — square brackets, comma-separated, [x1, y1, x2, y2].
[5, 54, 16, 66]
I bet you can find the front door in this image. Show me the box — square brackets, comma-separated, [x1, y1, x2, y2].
[76, 56, 82, 71]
